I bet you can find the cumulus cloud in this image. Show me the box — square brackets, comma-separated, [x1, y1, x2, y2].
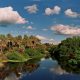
[36, 35, 60, 44]
[36, 35, 47, 40]
[45, 6, 61, 15]
[0, 6, 26, 25]
[48, 39, 60, 44]
[23, 26, 35, 30]
[27, 26, 33, 30]
[51, 24, 80, 35]
[24, 4, 38, 14]
[65, 9, 80, 18]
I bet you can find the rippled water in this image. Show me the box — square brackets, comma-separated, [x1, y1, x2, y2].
[0, 58, 80, 80]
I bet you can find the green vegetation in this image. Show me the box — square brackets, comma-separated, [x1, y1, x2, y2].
[5, 51, 30, 62]
[25, 48, 44, 58]
[1, 33, 80, 73]
[50, 36, 80, 73]
[0, 34, 49, 62]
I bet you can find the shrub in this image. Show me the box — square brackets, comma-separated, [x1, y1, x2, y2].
[51, 36, 80, 73]
[6, 51, 26, 61]
[24, 48, 43, 58]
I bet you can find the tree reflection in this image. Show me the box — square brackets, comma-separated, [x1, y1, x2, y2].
[0, 59, 40, 80]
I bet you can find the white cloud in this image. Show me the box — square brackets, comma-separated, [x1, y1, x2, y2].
[51, 24, 80, 35]
[24, 4, 38, 14]
[65, 9, 80, 18]
[0, 6, 26, 25]
[36, 35, 47, 40]
[27, 26, 33, 30]
[36, 35, 60, 44]
[45, 6, 61, 15]
[48, 39, 60, 44]
[50, 66, 68, 75]
[23, 26, 35, 30]
[49, 39, 55, 43]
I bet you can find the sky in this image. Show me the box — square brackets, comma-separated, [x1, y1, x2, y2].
[0, 0, 80, 44]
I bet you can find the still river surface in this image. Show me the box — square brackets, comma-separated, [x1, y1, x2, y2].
[0, 58, 80, 80]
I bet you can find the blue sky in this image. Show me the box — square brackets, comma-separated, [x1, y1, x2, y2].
[0, 0, 80, 43]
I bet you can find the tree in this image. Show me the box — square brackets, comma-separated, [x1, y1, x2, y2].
[24, 35, 28, 39]
[51, 36, 80, 73]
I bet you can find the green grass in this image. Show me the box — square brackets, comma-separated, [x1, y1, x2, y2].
[0, 54, 44, 62]
[0, 48, 45, 63]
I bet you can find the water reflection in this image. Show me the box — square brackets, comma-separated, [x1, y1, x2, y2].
[50, 66, 68, 75]
[0, 58, 80, 80]
[0, 59, 40, 80]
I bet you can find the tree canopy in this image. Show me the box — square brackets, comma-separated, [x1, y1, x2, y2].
[50, 36, 80, 73]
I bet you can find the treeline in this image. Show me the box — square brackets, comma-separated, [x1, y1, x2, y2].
[0, 34, 53, 62]
[49, 36, 80, 73]
[0, 34, 45, 52]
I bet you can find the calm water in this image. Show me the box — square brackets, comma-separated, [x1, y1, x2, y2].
[1, 58, 80, 80]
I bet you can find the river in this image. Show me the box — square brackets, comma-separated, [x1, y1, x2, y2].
[0, 58, 80, 80]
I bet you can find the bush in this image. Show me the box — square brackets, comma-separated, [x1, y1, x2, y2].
[51, 36, 80, 73]
[24, 48, 43, 58]
[6, 51, 27, 61]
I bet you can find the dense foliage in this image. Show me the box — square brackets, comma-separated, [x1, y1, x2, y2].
[25, 48, 44, 58]
[6, 51, 28, 62]
[0, 34, 48, 62]
[50, 36, 80, 73]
